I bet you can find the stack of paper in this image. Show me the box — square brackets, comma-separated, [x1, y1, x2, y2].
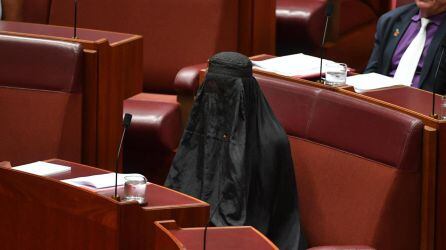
[13, 161, 71, 176]
[62, 173, 145, 189]
[252, 53, 339, 77]
[346, 73, 404, 93]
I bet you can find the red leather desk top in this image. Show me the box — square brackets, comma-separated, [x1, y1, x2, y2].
[363, 86, 444, 117]
[0, 20, 135, 44]
[47, 159, 207, 209]
[171, 227, 277, 250]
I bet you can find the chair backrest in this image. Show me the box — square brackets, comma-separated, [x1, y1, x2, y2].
[1, 0, 51, 23]
[0, 34, 83, 165]
[255, 74, 423, 250]
[391, 0, 413, 9]
[48, 0, 239, 94]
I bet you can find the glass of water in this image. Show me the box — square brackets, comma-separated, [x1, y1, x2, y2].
[325, 63, 348, 86]
[440, 95, 446, 120]
[123, 175, 147, 205]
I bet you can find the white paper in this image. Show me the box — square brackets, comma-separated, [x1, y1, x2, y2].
[62, 173, 144, 189]
[13, 161, 71, 176]
[346, 73, 404, 93]
[252, 53, 339, 77]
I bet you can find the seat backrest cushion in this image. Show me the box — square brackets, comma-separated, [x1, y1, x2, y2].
[2, 0, 51, 23]
[291, 138, 420, 250]
[49, 0, 239, 93]
[0, 35, 83, 165]
[0, 35, 83, 92]
[306, 90, 423, 171]
[339, 0, 377, 35]
[256, 74, 423, 171]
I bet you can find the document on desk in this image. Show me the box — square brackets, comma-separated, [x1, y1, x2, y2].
[13, 161, 71, 176]
[252, 53, 338, 77]
[346, 73, 404, 93]
[62, 173, 144, 189]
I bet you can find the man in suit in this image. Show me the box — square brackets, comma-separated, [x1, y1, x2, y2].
[364, 0, 446, 94]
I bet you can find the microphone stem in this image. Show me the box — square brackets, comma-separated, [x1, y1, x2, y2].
[74, 0, 78, 39]
[320, 16, 330, 82]
[114, 127, 127, 199]
[432, 48, 445, 117]
[203, 195, 224, 250]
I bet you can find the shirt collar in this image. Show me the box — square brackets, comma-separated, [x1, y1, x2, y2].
[413, 10, 446, 26]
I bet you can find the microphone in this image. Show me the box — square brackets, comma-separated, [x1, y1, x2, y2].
[112, 113, 133, 201]
[73, 0, 78, 39]
[431, 38, 446, 118]
[203, 195, 224, 250]
[319, 0, 334, 82]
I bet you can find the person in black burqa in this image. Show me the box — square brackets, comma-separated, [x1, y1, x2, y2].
[165, 52, 307, 250]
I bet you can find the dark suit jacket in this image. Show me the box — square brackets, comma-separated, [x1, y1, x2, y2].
[364, 4, 446, 94]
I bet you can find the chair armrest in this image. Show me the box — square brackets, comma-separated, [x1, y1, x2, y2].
[174, 63, 207, 94]
[308, 246, 376, 250]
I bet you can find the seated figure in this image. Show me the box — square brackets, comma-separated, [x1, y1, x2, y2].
[165, 52, 306, 250]
[364, 0, 446, 94]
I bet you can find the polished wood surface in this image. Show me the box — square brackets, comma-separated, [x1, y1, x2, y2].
[238, 0, 276, 56]
[154, 220, 278, 250]
[0, 159, 209, 249]
[0, 21, 143, 171]
[421, 126, 438, 250]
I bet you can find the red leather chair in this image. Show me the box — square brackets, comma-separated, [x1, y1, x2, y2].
[276, 0, 391, 71]
[0, 34, 83, 165]
[391, 0, 413, 8]
[255, 74, 423, 249]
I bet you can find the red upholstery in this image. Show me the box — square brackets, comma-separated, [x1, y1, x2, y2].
[338, 0, 376, 36]
[174, 63, 208, 94]
[0, 35, 83, 92]
[255, 74, 422, 171]
[123, 93, 181, 184]
[255, 74, 423, 249]
[276, 0, 390, 71]
[1, 0, 51, 23]
[0, 34, 83, 165]
[391, 0, 413, 8]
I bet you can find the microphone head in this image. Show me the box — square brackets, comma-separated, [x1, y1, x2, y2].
[326, 1, 334, 17]
[123, 113, 132, 128]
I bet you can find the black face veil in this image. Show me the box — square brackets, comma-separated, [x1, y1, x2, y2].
[165, 52, 306, 250]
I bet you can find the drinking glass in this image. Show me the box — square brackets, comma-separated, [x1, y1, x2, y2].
[325, 63, 348, 86]
[123, 175, 147, 204]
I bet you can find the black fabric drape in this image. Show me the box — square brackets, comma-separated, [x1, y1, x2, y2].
[165, 52, 306, 250]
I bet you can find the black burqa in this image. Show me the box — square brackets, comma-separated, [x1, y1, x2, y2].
[165, 52, 306, 250]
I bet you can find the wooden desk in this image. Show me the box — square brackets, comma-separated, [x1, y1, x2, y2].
[154, 220, 278, 250]
[0, 21, 143, 171]
[0, 159, 208, 249]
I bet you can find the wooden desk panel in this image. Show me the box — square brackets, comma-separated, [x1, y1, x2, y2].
[0, 159, 209, 250]
[0, 21, 143, 171]
[154, 220, 278, 250]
